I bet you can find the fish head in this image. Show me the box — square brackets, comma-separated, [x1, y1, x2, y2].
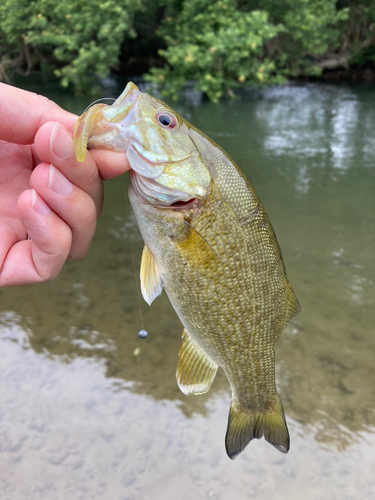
[74, 82, 212, 208]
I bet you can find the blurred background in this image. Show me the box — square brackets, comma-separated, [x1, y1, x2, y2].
[1, 1, 375, 499]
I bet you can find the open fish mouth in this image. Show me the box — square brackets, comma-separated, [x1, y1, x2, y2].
[74, 83, 191, 182]
[73, 79, 211, 210]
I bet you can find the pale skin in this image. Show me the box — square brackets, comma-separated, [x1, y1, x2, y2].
[0, 83, 130, 286]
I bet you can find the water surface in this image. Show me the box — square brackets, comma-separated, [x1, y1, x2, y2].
[0, 79, 374, 499]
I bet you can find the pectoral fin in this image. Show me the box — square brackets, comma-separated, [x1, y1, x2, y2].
[177, 329, 218, 395]
[174, 221, 217, 269]
[284, 284, 301, 325]
[140, 245, 163, 305]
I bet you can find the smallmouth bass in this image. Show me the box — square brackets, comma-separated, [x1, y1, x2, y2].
[73, 83, 301, 459]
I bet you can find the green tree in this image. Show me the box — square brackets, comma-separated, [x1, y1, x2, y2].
[339, 0, 375, 66]
[0, 0, 141, 94]
[146, 0, 349, 101]
[1, 0, 374, 101]
[146, 0, 284, 102]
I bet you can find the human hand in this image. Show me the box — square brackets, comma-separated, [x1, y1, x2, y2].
[0, 83, 130, 286]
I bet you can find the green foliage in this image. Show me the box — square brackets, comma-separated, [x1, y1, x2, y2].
[0, 0, 374, 100]
[277, 0, 348, 65]
[0, 0, 141, 94]
[262, 0, 349, 77]
[146, 0, 284, 102]
[147, 0, 350, 100]
[341, 0, 375, 66]
[259, 0, 348, 52]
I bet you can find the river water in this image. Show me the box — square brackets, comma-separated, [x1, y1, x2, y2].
[0, 79, 374, 499]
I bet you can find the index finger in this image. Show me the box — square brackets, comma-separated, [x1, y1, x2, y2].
[0, 83, 77, 145]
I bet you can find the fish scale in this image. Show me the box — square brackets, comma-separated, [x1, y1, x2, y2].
[73, 81, 301, 459]
[158, 187, 283, 411]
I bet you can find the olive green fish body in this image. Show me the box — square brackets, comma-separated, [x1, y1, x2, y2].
[129, 140, 298, 457]
[74, 82, 300, 458]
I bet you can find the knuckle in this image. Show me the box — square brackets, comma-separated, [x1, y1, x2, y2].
[81, 197, 98, 225]
[68, 244, 91, 261]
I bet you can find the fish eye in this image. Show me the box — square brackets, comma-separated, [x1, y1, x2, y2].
[156, 111, 177, 129]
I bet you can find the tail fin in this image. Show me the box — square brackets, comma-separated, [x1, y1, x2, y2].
[225, 393, 289, 459]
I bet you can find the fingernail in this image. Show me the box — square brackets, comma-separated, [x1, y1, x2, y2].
[48, 164, 73, 196]
[31, 189, 51, 215]
[50, 122, 75, 159]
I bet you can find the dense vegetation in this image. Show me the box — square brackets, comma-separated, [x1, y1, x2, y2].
[1, 0, 374, 101]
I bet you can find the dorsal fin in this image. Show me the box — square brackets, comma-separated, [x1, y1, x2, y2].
[140, 245, 163, 305]
[177, 329, 218, 395]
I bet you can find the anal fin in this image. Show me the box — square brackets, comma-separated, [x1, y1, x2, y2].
[177, 329, 218, 395]
[140, 245, 163, 305]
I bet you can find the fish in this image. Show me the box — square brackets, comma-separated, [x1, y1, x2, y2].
[73, 82, 301, 459]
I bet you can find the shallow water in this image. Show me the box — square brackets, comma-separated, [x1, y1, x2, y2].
[0, 79, 374, 499]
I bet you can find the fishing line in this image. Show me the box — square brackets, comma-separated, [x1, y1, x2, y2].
[83, 97, 116, 114]
[121, 175, 148, 340]
[86, 95, 148, 339]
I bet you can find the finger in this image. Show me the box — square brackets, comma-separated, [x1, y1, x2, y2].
[90, 149, 131, 180]
[34, 122, 103, 214]
[0, 190, 72, 286]
[31, 144, 42, 167]
[0, 141, 33, 188]
[0, 221, 23, 269]
[30, 163, 97, 260]
[0, 84, 131, 180]
[0, 83, 77, 145]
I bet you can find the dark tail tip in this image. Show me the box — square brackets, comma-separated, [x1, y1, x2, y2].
[225, 396, 289, 459]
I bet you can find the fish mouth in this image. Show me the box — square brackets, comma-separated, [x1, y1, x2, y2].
[101, 82, 141, 123]
[74, 82, 141, 161]
[85, 86, 190, 179]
